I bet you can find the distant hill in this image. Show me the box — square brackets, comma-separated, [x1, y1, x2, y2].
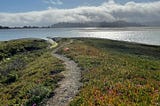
[144, 21, 160, 27]
[51, 21, 144, 28]
[0, 21, 145, 29]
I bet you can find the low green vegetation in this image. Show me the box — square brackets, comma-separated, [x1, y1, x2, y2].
[0, 39, 65, 105]
[0, 38, 48, 61]
[1, 38, 160, 106]
[58, 38, 160, 106]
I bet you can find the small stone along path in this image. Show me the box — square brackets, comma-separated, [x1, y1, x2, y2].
[46, 40, 82, 106]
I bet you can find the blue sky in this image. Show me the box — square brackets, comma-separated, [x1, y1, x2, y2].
[0, 0, 156, 12]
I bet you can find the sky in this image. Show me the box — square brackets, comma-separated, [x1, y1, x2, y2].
[0, 0, 157, 12]
[0, 0, 160, 26]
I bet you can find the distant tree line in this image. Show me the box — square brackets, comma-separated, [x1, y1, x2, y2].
[0, 26, 10, 29]
[0, 25, 50, 29]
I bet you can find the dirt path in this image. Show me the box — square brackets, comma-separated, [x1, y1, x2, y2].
[46, 40, 82, 106]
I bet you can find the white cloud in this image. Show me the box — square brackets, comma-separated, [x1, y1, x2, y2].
[43, 0, 63, 5]
[0, 0, 160, 26]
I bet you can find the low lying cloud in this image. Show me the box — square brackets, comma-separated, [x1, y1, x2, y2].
[0, 0, 160, 26]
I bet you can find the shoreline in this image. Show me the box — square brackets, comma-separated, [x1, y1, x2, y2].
[1, 37, 160, 47]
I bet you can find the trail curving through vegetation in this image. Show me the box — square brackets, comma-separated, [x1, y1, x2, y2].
[46, 39, 82, 106]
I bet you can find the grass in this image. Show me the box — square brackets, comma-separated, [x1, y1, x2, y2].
[0, 39, 65, 106]
[57, 38, 160, 106]
[1, 38, 160, 106]
[0, 38, 48, 61]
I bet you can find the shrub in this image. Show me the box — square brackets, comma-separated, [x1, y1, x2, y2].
[25, 86, 51, 106]
[4, 74, 18, 84]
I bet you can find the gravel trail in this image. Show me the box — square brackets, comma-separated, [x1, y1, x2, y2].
[46, 40, 82, 106]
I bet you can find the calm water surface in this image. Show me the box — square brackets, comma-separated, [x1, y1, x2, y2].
[0, 27, 160, 45]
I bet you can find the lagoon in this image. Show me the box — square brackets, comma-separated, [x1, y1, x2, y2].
[0, 27, 160, 45]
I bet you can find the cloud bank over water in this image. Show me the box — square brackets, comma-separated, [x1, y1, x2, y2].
[0, 0, 160, 26]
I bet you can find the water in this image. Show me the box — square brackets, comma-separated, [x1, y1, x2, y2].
[0, 27, 160, 45]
